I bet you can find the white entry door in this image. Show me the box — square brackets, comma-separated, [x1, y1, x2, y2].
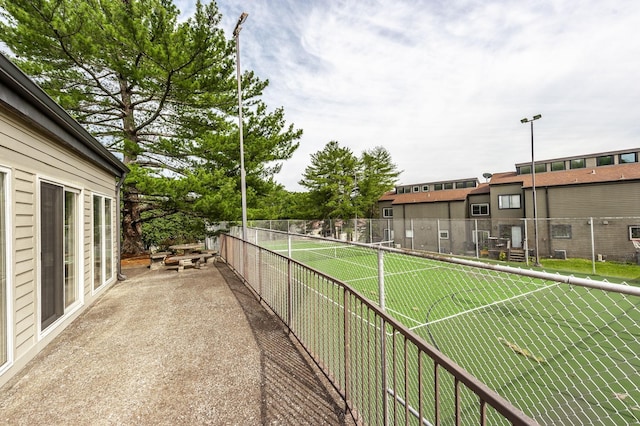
[511, 226, 522, 249]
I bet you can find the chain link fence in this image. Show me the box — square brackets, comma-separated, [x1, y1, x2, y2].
[237, 227, 640, 425]
[248, 217, 640, 267]
[221, 234, 537, 425]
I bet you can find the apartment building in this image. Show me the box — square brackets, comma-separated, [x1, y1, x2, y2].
[379, 148, 640, 261]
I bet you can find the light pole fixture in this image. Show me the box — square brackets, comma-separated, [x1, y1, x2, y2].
[234, 12, 249, 241]
[520, 114, 542, 266]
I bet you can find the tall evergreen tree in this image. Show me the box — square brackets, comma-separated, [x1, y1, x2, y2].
[299, 141, 359, 219]
[358, 146, 401, 218]
[299, 142, 401, 220]
[0, 0, 301, 254]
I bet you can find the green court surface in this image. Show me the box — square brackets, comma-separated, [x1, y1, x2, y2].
[267, 240, 640, 425]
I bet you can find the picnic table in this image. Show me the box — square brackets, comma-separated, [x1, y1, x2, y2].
[149, 244, 217, 271]
[168, 243, 205, 255]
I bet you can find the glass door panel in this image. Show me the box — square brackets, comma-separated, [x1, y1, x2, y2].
[1, 172, 6, 365]
[93, 195, 102, 290]
[41, 182, 64, 329]
[64, 190, 77, 307]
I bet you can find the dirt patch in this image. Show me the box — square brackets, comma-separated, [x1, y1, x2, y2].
[121, 254, 150, 268]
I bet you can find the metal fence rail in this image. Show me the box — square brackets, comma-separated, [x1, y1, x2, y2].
[248, 217, 640, 266]
[220, 234, 537, 425]
[229, 227, 640, 425]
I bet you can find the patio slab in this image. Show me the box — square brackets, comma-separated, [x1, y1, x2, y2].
[0, 263, 351, 425]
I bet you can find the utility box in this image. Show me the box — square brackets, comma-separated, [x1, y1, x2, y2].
[554, 249, 567, 260]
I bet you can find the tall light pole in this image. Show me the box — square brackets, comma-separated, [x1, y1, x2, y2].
[520, 114, 542, 266]
[234, 12, 249, 241]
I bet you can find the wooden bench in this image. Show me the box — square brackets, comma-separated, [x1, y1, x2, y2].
[149, 251, 172, 270]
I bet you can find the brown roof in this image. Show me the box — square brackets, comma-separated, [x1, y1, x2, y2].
[387, 183, 489, 205]
[489, 162, 640, 188]
[379, 191, 396, 201]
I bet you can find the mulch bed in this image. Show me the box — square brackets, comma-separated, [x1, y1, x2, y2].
[121, 254, 151, 268]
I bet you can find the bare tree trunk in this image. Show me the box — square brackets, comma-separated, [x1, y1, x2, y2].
[119, 79, 144, 256]
[121, 184, 144, 256]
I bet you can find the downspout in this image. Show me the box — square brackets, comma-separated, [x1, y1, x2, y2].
[116, 173, 128, 281]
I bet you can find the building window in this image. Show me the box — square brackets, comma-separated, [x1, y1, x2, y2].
[498, 194, 521, 209]
[439, 230, 449, 239]
[620, 152, 638, 164]
[551, 161, 565, 171]
[434, 184, 443, 191]
[570, 158, 586, 169]
[518, 164, 545, 175]
[551, 224, 572, 239]
[1, 171, 7, 366]
[382, 208, 393, 218]
[596, 155, 614, 166]
[455, 181, 475, 189]
[422, 185, 429, 192]
[412, 186, 419, 193]
[518, 165, 531, 175]
[40, 182, 80, 331]
[629, 225, 640, 240]
[443, 182, 453, 190]
[93, 194, 114, 290]
[471, 203, 489, 216]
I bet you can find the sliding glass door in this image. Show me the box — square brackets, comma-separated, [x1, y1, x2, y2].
[40, 183, 63, 329]
[1, 172, 7, 366]
[40, 182, 79, 330]
[93, 195, 114, 290]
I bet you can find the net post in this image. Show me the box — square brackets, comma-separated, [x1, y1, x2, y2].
[378, 248, 385, 310]
[288, 234, 292, 258]
[411, 219, 415, 250]
[377, 247, 388, 422]
[590, 217, 596, 275]
[474, 219, 479, 259]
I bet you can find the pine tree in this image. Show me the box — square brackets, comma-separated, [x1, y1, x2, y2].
[0, 0, 301, 254]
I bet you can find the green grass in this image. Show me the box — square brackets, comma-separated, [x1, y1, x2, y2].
[539, 258, 640, 283]
[277, 241, 640, 425]
[454, 255, 640, 284]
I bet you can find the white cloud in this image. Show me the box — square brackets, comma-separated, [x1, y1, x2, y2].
[177, 0, 640, 190]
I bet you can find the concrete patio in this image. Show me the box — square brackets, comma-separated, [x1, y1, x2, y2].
[0, 262, 352, 425]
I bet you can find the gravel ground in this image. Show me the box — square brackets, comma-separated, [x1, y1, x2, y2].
[0, 262, 352, 425]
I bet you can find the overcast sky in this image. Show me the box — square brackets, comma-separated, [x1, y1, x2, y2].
[177, 0, 640, 191]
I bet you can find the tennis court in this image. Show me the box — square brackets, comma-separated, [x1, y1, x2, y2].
[265, 236, 640, 425]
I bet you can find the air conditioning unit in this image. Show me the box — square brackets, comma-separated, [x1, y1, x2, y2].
[554, 249, 567, 260]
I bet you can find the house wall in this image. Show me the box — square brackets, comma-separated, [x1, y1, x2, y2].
[489, 183, 525, 219]
[467, 193, 491, 218]
[392, 201, 467, 251]
[0, 105, 119, 387]
[524, 182, 640, 260]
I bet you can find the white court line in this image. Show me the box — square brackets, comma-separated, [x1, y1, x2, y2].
[384, 265, 443, 279]
[409, 281, 561, 331]
[288, 276, 382, 331]
[386, 307, 424, 326]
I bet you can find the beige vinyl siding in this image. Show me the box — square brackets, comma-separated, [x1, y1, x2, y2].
[12, 169, 35, 359]
[0, 105, 120, 387]
[1, 117, 114, 195]
[83, 192, 93, 298]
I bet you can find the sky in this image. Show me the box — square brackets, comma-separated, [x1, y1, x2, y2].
[177, 0, 640, 191]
